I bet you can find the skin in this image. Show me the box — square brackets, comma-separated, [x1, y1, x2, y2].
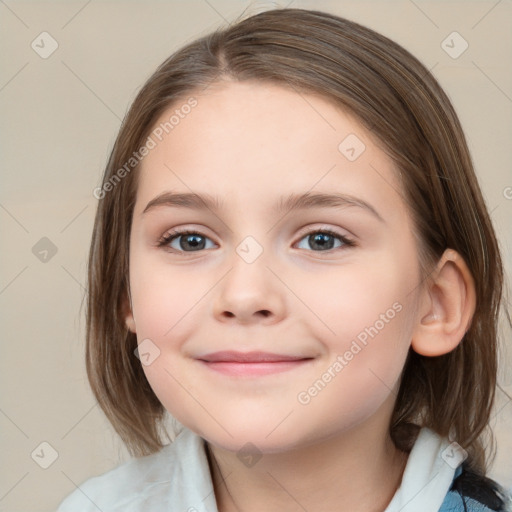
[124, 80, 476, 511]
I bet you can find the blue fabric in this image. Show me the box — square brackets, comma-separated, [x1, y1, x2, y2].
[439, 493, 503, 512]
[438, 465, 511, 512]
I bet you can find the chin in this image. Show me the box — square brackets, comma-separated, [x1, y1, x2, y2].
[189, 417, 312, 455]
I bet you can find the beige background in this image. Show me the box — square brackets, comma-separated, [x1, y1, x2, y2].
[1, 0, 511, 510]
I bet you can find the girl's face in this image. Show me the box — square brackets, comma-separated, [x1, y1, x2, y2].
[127, 81, 424, 453]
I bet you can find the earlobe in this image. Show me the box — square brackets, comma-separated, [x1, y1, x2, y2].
[122, 290, 137, 334]
[411, 249, 476, 357]
[125, 311, 136, 333]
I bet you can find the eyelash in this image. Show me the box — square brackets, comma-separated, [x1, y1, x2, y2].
[157, 227, 356, 255]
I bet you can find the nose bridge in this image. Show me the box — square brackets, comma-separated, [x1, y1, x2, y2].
[227, 231, 274, 291]
[235, 233, 267, 266]
[221, 202, 276, 266]
[230, 211, 291, 277]
[225, 206, 295, 286]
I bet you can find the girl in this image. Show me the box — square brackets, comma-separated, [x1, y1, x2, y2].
[57, 7, 511, 512]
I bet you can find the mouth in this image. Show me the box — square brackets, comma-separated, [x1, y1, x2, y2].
[196, 351, 315, 377]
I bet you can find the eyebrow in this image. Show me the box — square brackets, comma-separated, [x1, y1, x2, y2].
[142, 190, 384, 222]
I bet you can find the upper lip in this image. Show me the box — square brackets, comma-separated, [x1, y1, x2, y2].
[197, 351, 312, 363]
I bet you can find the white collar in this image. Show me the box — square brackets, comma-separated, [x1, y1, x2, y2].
[57, 425, 458, 511]
[384, 426, 458, 512]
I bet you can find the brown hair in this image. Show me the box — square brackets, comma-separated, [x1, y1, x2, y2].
[85, 7, 508, 475]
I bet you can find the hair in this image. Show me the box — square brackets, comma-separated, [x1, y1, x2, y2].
[85, 7, 509, 477]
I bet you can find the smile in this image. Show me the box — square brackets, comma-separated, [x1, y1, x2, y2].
[196, 351, 315, 377]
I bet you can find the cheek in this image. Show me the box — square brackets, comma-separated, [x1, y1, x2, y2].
[295, 285, 414, 436]
[294, 251, 416, 409]
[293, 249, 417, 351]
[129, 258, 213, 411]
[129, 256, 207, 340]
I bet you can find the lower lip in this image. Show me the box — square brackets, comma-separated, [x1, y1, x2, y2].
[199, 360, 312, 377]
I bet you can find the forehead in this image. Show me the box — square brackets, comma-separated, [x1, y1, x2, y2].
[134, 81, 404, 220]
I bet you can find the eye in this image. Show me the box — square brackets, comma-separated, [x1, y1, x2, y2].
[158, 229, 216, 253]
[295, 228, 355, 252]
[157, 227, 355, 254]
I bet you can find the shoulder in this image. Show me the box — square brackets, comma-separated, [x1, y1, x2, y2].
[55, 427, 216, 512]
[439, 464, 512, 512]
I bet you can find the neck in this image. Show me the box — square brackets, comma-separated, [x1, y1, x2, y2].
[206, 407, 409, 512]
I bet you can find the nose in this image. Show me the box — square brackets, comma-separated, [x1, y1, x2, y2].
[212, 251, 287, 325]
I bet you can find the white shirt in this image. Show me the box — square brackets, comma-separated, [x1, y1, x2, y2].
[56, 426, 459, 512]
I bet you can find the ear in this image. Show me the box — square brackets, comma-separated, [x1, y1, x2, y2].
[121, 288, 137, 334]
[411, 249, 476, 357]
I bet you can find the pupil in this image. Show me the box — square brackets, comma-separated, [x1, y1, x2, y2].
[182, 234, 204, 250]
[310, 233, 334, 251]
